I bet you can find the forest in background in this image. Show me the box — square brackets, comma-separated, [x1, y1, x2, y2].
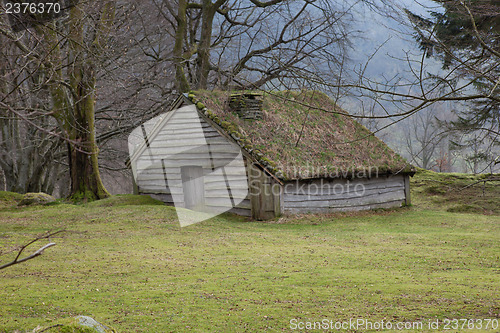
[0, 0, 498, 197]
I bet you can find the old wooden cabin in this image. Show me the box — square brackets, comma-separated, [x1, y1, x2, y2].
[127, 90, 414, 220]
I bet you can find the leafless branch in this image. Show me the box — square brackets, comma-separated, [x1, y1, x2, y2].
[0, 230, 65, 270]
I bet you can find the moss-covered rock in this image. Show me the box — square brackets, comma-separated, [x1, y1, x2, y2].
[18, 192, 56, 206]
[32, 316, 116, 333]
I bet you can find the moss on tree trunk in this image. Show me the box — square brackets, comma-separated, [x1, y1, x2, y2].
[35, 4, 113, 201]
[66, 5, 110, 201]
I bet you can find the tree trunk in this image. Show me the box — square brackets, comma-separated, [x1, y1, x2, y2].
[1, 1, 114, 199]
[67, 68, 109, 200]
[34, 6, 111, 200]
[196, 1, 216, 89]
[66, 5, 110, 201]
[173, 0, 190, 92]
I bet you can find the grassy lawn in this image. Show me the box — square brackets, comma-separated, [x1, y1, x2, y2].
[0, 171, 499, 332]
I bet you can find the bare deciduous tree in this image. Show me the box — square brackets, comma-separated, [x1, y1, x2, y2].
[0, 2, 117, 200]
[162, 0, 352, 92]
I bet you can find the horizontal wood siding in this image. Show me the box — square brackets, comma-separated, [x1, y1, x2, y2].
[135, 104, 251, 216]
[283, 175, 406, 214]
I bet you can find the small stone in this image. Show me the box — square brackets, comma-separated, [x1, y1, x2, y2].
[76, 316, 116, 333]
[33, 315, 117, 333]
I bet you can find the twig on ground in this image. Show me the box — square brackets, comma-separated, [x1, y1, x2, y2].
[0, 230, 65, 270]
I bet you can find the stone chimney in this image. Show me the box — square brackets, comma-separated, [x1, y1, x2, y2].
[228, 93, 263, 120]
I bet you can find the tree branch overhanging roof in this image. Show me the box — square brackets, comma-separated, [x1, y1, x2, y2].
[186, 90, 415, 180]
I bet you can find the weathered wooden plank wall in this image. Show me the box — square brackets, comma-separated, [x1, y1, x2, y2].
[248, 163, 282, 219]
[282, 175, 407, 214]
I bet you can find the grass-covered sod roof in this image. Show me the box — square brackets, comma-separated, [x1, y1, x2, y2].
[187, 90, 414, 180]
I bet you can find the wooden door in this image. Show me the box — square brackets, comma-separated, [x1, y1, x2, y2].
[249, 163, 277, 220]
[181, 166, 205, 210]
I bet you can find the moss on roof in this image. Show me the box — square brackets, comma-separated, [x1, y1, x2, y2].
[188, 90, 414, 180]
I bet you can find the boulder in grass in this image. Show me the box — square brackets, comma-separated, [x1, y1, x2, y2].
[32, 315, 117, 332]
[75, 316, 116, 333]
[18, 192, 56, 206]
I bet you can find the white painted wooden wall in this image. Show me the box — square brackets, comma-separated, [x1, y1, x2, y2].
[134, 104, 251, 216]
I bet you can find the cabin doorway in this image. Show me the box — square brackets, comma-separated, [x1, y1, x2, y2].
[181, 165, 205, 210]
[248, 163, 277, 220]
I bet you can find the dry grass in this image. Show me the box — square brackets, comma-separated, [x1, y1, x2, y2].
[411, 168, 500, 215]
[195, 90, 413, 179]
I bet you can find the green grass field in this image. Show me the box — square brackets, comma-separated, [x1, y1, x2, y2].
[0, 170, 498, 332]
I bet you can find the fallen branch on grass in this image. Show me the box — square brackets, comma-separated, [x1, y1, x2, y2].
[0, 230, 65, 270]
